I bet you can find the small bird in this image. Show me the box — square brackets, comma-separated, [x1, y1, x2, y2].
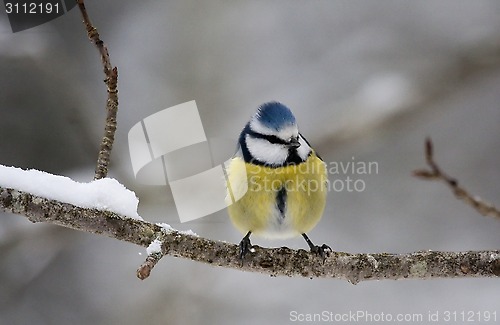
[226, 101, 330, 261]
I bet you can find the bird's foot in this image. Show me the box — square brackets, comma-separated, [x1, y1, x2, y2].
[239, 231, 253, 265]
[302, 233, 332, 260]
[309, 243, 332, 259]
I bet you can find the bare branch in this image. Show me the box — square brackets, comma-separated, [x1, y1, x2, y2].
[414, 138, 500, 219]
[77, 0, 118, 180]
[1, 186, 499, 283]
[137, 252, 163, 280]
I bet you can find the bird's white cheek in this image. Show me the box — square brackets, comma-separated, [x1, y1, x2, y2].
[297, 136, 311, 160]
[245, 135, 288, 165]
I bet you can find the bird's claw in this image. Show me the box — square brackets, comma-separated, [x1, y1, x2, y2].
[310, 243, 332, 260]
[302, 233, 331, 260]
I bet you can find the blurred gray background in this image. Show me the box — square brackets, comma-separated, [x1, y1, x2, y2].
[1, 1, 499, 324]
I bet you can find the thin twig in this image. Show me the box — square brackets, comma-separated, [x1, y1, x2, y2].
[137, 252, 163, 280]
[1, 186, 499, 283]
[77, 0, 118, 180]
[413, 137, 500, 219]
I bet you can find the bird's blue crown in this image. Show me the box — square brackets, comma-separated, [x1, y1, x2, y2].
[254, 101, 296, 131]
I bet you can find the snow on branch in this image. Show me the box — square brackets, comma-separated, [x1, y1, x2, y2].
[0, 165, 140, 220]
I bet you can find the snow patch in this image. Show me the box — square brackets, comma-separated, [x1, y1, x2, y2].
[0, 165, 141, 220]
[179, 229, 198, 237]
[146, 239, 163, 255]
[156, 223, 174, 233]
[155, 223, 197, 237]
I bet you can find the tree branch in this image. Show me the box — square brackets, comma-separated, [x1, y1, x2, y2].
[414, 138, 500, 219]
[77, 0, 118, 180]
[1, 185, 499, 283]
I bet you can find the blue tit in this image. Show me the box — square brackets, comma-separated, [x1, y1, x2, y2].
[226, 101, 330, 261]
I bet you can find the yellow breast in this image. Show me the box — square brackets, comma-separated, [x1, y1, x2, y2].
[226, 152, 328, 239]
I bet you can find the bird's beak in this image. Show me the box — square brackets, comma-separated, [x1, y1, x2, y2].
[289, 137, 301, 148]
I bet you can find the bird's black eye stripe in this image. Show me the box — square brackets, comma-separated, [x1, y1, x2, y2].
[247, 129, 289, 145]
[261, 134, 289, 145]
